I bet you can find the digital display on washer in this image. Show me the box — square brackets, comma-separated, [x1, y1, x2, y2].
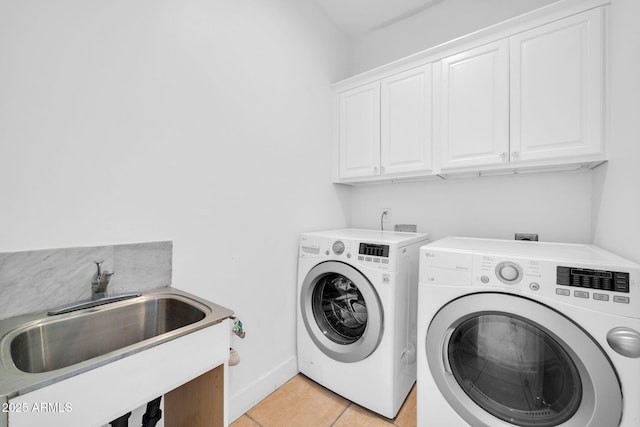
[359, 243, 389, 258]
[557, 266, 629, 293]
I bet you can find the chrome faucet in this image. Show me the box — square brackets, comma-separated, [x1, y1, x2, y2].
[48, 260, 140, 315]
[91, 259, 114, 300]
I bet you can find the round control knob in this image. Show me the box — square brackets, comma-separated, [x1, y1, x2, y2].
[332, 241, 345, 255]
[495, 261, 522, 284]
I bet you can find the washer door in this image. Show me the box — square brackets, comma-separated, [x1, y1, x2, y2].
[300, 261, 383, 363]
[426, 293, 622, 427]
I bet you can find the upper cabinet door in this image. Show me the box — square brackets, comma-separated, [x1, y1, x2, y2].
[380, 65, 433, 176]
[337, 82, 381, 180]
[439, 40, 510, 171]
[510, 8, 603, 163]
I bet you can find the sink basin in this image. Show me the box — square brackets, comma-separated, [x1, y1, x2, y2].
[11, 297, 205, 373]
[0, 287, 233, 399]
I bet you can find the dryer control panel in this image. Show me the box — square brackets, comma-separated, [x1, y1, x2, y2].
[420, 237, 640, 319]
[471, 254, 639, 319]
[556, 266, 629, 293]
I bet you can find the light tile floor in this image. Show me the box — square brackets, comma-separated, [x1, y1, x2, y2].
[231, 374, 416, 427]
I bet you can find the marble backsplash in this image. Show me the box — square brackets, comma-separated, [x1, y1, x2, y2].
[0, 241, 172, 320]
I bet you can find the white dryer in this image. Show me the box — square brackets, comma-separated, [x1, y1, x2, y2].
[417, 237, 640, 427]
[297, 229, 429, 418]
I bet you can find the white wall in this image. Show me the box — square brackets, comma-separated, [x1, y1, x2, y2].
[591, 0, 640, 263]
[0, 0, 352, 421]
[351, 173, 593, 243]
[348, 0, 595, 245]
[353, 0, 558, 73]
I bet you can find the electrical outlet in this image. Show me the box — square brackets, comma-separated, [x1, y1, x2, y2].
[381, 208, 392, 223]
[515, 233, 539, 241]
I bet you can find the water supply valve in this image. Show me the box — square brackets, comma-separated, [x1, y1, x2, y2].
[231, 316, 245, 339]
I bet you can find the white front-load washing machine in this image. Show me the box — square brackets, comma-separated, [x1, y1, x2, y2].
[297, 229, 429, 418]
[417, 237, 640, 427]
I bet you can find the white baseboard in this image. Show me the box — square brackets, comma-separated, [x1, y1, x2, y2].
[228, 356, 298, 423]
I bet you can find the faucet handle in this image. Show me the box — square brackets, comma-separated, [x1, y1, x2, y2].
[93, 259, 114, 278]
[93, 259, 104, 276]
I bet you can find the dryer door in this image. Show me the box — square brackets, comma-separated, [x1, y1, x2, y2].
[426, 293, 622, 427]
[300, 261, 383, 363]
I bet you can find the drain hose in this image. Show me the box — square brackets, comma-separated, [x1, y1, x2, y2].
[142, 396, 162, 427]
[109, 411, 131, 427]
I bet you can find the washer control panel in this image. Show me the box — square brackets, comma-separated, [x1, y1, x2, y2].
[300, 236, 395, 271]
[356, 243, 391, 266]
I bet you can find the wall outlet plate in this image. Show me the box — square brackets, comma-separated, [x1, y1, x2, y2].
[515, 233, 539, 241]
[395, 224, 417, 232]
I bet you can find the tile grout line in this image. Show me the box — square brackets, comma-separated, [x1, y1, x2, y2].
[329, 402, 353, 427]
[244, 412, 263, 427]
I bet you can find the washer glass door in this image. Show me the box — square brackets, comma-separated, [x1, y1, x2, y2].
[312, 272, 367, 345]
[426, 293, 622, 427]
[301, 261, 383, 363]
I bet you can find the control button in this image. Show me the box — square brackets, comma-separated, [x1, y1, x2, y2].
[325, 250, 330, 256]
[373, 258, 380, 263]
[495, 261, 523, 284]
[365, 257, 372, 262]
[614, 272, 630, 293]
[574, 290, 589, 299]
[346, 253, 351, 259]
[382, 274, 390, 284]
[481, 276, 489, 284]
[613, 296, 630, 304]
[501, 266, 519, 281]
[556, 266, 571, 285]
[381, 259, 389, 264]
[556, 288, 570, 296]
[529, 282, 540, 291]
[332, 241, 345, 255]
[615, 282, 630, 293]
[593, 293, 609, 302]
[358, 256, 364, 261]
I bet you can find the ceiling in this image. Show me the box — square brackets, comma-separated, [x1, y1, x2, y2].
[312, 0, 445, 38]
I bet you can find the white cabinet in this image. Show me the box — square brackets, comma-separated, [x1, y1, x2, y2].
[337, 65, 433, 182]
[337, 82, 380, 180]
[510, 8, 603, 163]
[6, 321, 230, 427]
[438, 40, 510, 170]
[438, 8, 604, 172]
[334, 3, 607, 182]
[380, 65, 433, 176]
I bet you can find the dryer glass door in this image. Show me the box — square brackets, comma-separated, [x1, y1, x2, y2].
[300, 261, 383, 363]
[426, 293, 622, 427]
[448, 313, 581, 426]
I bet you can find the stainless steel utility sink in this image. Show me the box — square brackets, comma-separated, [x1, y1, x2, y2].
[0, 287, 233, 399]
[11, 297, 205, 373]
